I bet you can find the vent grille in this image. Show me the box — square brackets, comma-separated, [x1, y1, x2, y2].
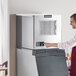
[40, 20, 56, 35]
[44, 15, 52, 18]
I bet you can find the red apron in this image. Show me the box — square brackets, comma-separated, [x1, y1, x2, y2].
[70, 46, 76, 76]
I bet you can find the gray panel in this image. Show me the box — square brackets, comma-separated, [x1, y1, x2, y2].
[16, 16, 22, 48]
[33, 49, 68, 76]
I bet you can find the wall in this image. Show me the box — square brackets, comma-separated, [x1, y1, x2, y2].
[8, 0, 76, 42]
[1, 0, 9, 76]
[2, 0, 9, 63]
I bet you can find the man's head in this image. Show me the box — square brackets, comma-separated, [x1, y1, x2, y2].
[70, 13, 76, 29]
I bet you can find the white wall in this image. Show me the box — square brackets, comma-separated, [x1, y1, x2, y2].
[8, 0, 76, 42]
[1, 0, 9, 76]
[2, 0, 9, 63]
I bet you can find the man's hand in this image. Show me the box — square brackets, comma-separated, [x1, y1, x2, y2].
[44, 42, 51, 48]
[44, 42, 58, 48]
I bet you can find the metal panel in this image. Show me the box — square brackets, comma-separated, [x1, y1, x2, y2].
[22, 16, 33, 49]
[16, 49, 38, 76]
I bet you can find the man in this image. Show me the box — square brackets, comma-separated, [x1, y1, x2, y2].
[44, 13, 76, 76]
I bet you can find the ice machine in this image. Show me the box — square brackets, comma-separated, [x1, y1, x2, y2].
[15, 14, 68, 76]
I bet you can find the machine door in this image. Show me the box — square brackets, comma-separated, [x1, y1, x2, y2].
[34, 14, 61, 49]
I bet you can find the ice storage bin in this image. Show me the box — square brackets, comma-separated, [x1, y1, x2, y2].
[33, 48, 68, 76]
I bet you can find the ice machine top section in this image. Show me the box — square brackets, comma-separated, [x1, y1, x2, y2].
[16, 14, 61, 49]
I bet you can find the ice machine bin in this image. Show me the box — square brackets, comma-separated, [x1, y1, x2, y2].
[33, 48, 68, 76]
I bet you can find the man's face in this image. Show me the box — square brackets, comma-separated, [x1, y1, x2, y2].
[70, 17, 76, 29]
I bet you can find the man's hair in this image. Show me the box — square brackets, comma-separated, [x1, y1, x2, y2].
[70, 13, 76, 22]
